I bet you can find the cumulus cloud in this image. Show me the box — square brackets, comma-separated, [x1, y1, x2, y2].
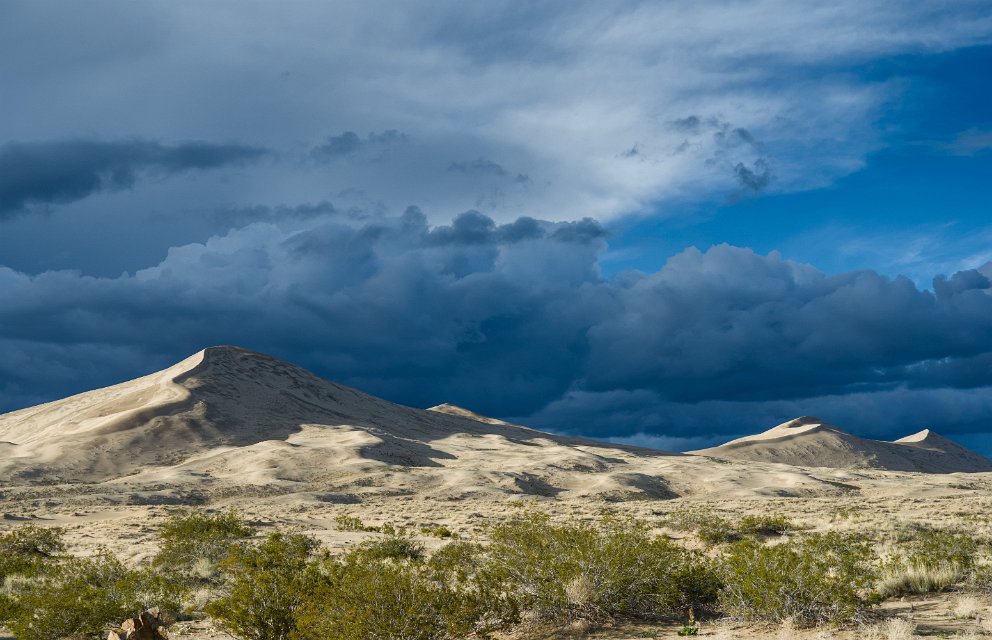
[0, 140, 267, 217]
[2, 209, 992, 450]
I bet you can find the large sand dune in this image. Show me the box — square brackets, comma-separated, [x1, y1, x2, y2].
[1, 348, 989, 510]
[691, 416, 992, 473]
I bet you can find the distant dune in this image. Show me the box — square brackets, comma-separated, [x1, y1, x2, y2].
[691, 416, 992, 473]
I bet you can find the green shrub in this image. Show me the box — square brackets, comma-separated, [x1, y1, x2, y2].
[352, 536, 425, 562]
[667, 509, 793, 545]
[334, 515, 370, 532]
[3, 551, 181, 640]
[719, 533, 880, 625]
[206, 533, 324, 640]
[0, 525, 67, 579]
[737, 515, 793, 537]
[154, 510, 255, 573]
[421, 525, 455, 539]
[668, 508, 739, 544]
[297, 548, 512, 640]
[486, 512, 720, 624]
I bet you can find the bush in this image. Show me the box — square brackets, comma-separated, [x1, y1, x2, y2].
[486, 512, 720, 624]
[154, 510, 255, 575]
[297, 547, 512, 640]
[206, 533, 323, 640]
[737, 515, 793, 537]
[667, 509, 793, 545]
[3, 551, 181, 640]
[0, 525, 67, 579]
[719, 533, 880, 625]
[352, 536, 425, 562]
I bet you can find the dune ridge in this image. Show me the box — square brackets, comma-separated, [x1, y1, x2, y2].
[692, 416, 992, 473]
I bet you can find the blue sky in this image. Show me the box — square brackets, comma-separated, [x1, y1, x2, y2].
[2, 1, 992, 454]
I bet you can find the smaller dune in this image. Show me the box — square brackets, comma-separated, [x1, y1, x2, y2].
[691, 416, 992, 473]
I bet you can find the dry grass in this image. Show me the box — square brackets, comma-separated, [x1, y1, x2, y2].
[952, 595, 983, 620]
[878, 562, 963, 598]
[864, 618, 917, 640]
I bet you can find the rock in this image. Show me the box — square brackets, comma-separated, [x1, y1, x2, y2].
[107, 608, 169, 640]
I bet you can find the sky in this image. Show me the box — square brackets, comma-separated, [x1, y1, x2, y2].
[2, 1, 992, 454]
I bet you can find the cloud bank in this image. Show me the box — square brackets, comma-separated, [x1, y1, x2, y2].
[0, 140, 266, 217]
[2, 208, 991, 449]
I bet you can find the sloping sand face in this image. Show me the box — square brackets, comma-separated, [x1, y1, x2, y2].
[691, 416, 992, 473]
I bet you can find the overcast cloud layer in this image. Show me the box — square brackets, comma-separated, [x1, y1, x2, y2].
[2, 1, 992, 452]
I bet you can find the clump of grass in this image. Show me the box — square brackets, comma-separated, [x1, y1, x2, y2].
[153, 510, 255, 590]
[719, 532, 880, 625]
[878, 562, 963, 599]
[879, 525, 980, 597]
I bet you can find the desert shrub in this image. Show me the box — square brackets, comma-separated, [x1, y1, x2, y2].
[737, 514, 794, 537]
[297, 547, 514, 640]
[668, 508, 739, 544]
[154, 510, 255, 576]
[0, 525, 67, 578]
[719, 532, 880, 625]
[668, 509, 793, 544]
[352, 536, 425, 562]
[206, 533, 323, 640]
[3, 551, 182, 640]
[486, 512, 720, 624]
[421, 525, 456, 539]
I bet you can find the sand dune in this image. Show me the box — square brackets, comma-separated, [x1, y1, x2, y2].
[1, 348, 988, 511]
[692, 416, 992, 473]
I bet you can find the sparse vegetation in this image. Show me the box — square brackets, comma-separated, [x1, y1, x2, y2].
[5, 507, 989, 640]
[0, 525, 66, 578]
[154, 510, 255, 586]
[2, 551, 182, 640]
[878, 525, 982, 597]
[487, 511, 721, 624]
[719, 532, 880, 625]
[206, 533, 323, 640]
[667, 508, 794, 545]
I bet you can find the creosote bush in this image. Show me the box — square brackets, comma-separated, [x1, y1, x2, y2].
[206, 532, 323, 640]
[3, 551, 182, 640]
[154, 510, 255, 579]
[487, 512, 721, 624]
[667, 509, 794, 545]
[719, 532, 880, 625]
[0, 525, 67, 578]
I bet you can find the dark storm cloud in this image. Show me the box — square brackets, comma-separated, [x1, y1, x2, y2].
[734, 158, 772, 191]
[2, 210, 992, 448]
[0, 140, 267, 218]
[310, 130, 407, 161]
